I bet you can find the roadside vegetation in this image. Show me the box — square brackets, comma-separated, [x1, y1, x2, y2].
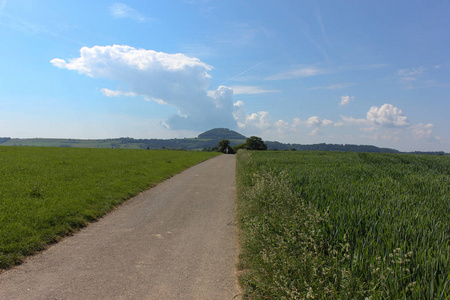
[236, 150, 449, 299]
[0, 147, 219, 269]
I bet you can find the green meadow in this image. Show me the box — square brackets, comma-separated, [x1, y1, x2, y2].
[0, 146, 219, 269]
[236, 150, 449, 299]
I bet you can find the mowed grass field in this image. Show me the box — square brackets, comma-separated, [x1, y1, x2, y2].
[236, 150, 449, 299]
[0, 146, 220, 269]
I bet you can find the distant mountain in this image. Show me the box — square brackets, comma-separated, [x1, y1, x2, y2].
[198, 128, 246, 140]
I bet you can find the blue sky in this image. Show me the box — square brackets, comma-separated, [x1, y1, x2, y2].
[1, 0, 449, 151]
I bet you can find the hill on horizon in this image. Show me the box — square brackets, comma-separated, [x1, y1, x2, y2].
[198, 128, 246, 140]
[1, 129, 447, 155]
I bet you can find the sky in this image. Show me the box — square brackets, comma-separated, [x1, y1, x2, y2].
[1, 0, 449, 152]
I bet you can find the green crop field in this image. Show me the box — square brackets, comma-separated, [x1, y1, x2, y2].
[0, 146, 219, 269]
[236, 150, 449, 299]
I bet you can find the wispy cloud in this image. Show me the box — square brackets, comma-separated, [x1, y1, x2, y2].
[310, 83, 354, 90]
[230, 85, 280, 95]
[214, 22, 268, 48]
[398, 67, 426, 77]
[0, 12, 83, 45]
[0, 0, 6, 13]
[339, 95, 354, 106]
[360, 64, 389, 70]
[110, 2, 148, 22]
[396, 65, 450, 89]
[0, 13, 46, 34]
[266, 66, 327, 80]
[101, 88, 136, 98]
[220, 61, 264, 85]
[315, 8, 330, 46]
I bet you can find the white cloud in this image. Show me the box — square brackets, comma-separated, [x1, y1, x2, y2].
[398, 67, 425, 77]
[305, 116, 333, 127]
[309, 127, 320, 136]
[339, 95, 354, 106]
[411, 123, 434, 139]
[266, 66, 326, 80]
[110, 2, 147, 22]
[362, 130, 401, 142]
[52, 45, 237, 130]
[246, 111, 272, 130]
[233, 100, 272, 130]
[101, 88, 136, 98]
[270, 115, 333, 136]
[275, 119, 289, 133]
[234, 100, 244, 107]
[306, 116, 320, 127]
[230, 85, 280, 95]
[322, 119, 333, 126]
[360, 127, 377, 132]
[340, 116, 369, 126]
[366, 104, 409, 127]
[338, 103, 440, 149]
[341, 104, 409, 128]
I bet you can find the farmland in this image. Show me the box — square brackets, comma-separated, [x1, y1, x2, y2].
[236, 150, 449, 299]
[0, 147, 219, 269]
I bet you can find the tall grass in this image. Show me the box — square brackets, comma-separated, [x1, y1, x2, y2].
[236, 150, 449, 299]
[0, 147, 219, 269]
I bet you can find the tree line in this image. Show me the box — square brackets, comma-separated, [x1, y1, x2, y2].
[217, 136, 267, 154]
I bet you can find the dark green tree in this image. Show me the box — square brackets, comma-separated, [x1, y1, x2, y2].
[217, 139, 235, 154]
[233, 143, 249, 152]
[246, 136, 267, 150]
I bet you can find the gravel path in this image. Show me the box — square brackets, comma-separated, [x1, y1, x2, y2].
[0, 155, 240, 300]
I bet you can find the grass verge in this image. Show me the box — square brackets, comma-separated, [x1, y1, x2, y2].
[236, 150, 449, 299]
[0, 146, 219, 269]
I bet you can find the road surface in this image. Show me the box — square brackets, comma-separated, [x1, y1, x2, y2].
[0, 155, 240, 299]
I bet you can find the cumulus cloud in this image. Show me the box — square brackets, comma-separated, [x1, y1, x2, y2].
[246, 111, 272, 130]
[341, 104, 409, 128]
[51, 45, 236, 130]
[233, 100, 272, 130]
[303, 116, 332, 135]
[234, 101, 331, 135]
[275, 119, 289, 133]
[338, 103, 440, 147]
[268, 115, 333, 136]
[366, 104, 409, 127]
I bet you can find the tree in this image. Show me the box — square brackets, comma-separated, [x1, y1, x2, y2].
[233, 143, 248, 152]
[246, 136, 267, 150]
[217, 139, 235, 154]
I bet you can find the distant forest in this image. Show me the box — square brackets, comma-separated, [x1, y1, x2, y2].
[0, 130, 447, 155]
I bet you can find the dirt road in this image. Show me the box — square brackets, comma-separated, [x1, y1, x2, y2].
[0, 155, 240, 299]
